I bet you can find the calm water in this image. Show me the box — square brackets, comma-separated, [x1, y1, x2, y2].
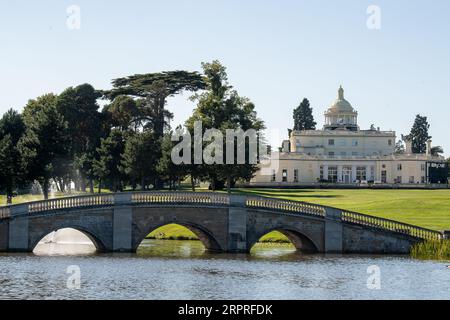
[1, 240, 449, 300]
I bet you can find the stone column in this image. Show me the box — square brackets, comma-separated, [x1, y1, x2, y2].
[351, 165, 357, 183]
[8, 204, 29, 252]
[113, 193, 133, 252]
[324, 207, 343, 253]
[228, 195, 248, 252]
[337, 165, 343, 183]
[323, 165, 329, 181]
[366, 165, 372, 181]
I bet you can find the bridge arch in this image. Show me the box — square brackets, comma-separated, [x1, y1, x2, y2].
[31, 225, 107, 253]
[133, 221, 224, 252]
[249, 226, 320, 253]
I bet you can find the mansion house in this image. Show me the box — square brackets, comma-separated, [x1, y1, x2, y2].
[250, 87, 447, 187]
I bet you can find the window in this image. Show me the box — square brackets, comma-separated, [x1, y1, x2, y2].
[356, 166, 366, 181]
[381, 170, 387, 183]
[388, 139, 392, 146]
[409, 176, 415, 184]
[282, 169, 288, 182]
[421, 163, 426, 171]
[328, 152, 335, 158]
[320, 166, 324, 180]
[396, 176, 402, 183]
[271, 169, 276, 182]
[328, 166, 338, 183]
[352, 139, 358, 146]
[397, 164, 402, 171]
[328, 139, 335, 146]
[421, 176, 425, 183]
[382, 164, 386, 169]
[294, 169, 299, 183]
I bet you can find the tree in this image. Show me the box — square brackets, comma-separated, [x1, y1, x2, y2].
[431, 146, 444, 156]
[186, 60, 265, 193]
[408, 114, 431, 154]
[94, 129, 126, 192]
[56, 84, 104, 192]
[18, 94, 69, 200]
[293, 98, 316, 131]
[394, 140, 405, 154]
[157, 130, 188, 190]
[103, 71, 206, 139]
[121, 130, 158, 190]
[0, 109, 26, 204]
[103, 71, 206, 188]
[102, 95, 140, 132]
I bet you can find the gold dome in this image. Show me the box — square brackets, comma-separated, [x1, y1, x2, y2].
[327, 86, 356, 113]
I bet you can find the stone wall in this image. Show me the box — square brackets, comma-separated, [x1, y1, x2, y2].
[342, 224, 416, 253]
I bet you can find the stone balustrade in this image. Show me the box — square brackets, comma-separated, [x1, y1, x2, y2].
[0, 192, 443, 242]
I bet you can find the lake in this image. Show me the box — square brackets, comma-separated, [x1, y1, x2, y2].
[0, 239, 449, 300]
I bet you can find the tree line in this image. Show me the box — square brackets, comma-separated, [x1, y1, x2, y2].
[0, 61, 265, 203]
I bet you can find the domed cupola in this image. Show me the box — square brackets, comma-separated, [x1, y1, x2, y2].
[324, 86, 359, 131]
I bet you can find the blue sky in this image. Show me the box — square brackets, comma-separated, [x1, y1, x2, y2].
[1, 0, 449, 156]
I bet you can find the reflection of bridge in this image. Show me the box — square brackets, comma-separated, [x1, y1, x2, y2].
[0, 192, 443, 253]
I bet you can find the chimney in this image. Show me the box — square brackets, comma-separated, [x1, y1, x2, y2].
[282, 140, 290, 153]
[426, 140, 432, 155]
[402, 135, 412, 154]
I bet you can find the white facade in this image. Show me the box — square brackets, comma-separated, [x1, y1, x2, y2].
[251, 87, 446, 186]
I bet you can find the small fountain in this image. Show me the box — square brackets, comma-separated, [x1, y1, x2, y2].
[29, 180, 43, 195]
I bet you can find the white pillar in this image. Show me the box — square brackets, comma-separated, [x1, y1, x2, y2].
[351, 165, 357, 183]
[323, 165, 329, 181]
[366, 165, 371, 181]
[337, 165, 343, 183]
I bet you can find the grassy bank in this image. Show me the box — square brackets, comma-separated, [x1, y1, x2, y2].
[411, 240, 450, 261]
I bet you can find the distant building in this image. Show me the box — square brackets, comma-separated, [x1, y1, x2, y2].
[251, 86, 447, 187]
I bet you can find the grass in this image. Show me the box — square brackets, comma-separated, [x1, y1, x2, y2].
[411, 240, 450, 261]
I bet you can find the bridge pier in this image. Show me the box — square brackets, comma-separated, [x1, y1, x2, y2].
[227, 195, 248, 253]
[324, 207, 343, 253]
[8, 204, 30, 252]
[113, 194, 133, 252]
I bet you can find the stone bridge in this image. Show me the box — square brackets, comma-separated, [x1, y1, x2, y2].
[0, 192, 443, 254]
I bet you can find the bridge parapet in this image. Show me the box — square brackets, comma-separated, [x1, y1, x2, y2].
[132, 192, 230, 206]
[246, 196, 326, 218]
[28, 194, 114, 214]
[342, 210, 443, 241]
[0, 207, 10, 219]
